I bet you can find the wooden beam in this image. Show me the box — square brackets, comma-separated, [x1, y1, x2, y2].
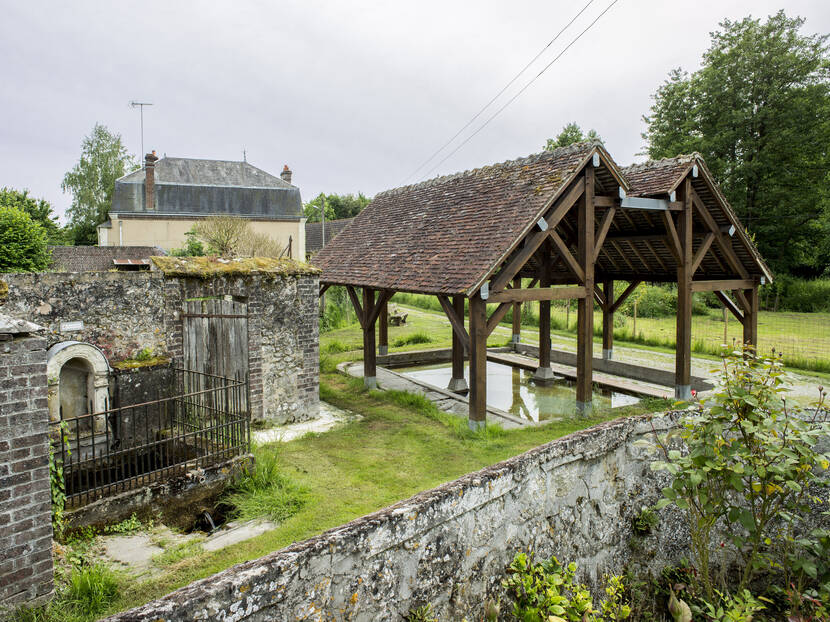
[713, 290, 744, 322]
[609, 240, 637, 272]
[489, 180, 585, 293]
[366, 289, 394, 327]
[486, 302, 512, 336]
[450, 295, 467, 391]
[319, 283, 331, 297]
[468, 294, 487, 428]
[593, 207, 616, 263]
[550, 230, 585, 282]
[691, 279, 755, 292]
[378, 299, 388, 355]
[593, 284, 605, 308]
[511, 276, 522, 342]
[609, 280, 641, 314]
[662, 212, 682, 262]
[733, 289, 750, 314]
[625, 239, 651, 271]
[437, 294, 470, 351]
[691, 232, 715, 275]
[576, 164, 595, 412]
[362, 288, 377, 386]
[602, 280, 613, 359]
[676, 179, 693, 399]
[346, 285, 365, 329]
[487, 286, 587, 303]
[691, 190, 749, 279]
[593, 195, 618, 207]
[643, 239, 668, 272]
[743, 286, 759, 346]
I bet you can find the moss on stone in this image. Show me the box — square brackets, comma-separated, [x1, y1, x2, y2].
[0, 279, 7, 303]
[112, 356, 171, 370]
[151, 256, 321, 278]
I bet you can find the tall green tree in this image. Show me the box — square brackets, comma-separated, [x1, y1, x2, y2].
[0, 187, 66, 244]
[303, 192, 371, 223]
[544, 122, 602, 151]
[643, 11, 830, 276]
[62, 124, 139, 245]
[0, 206, 51, 272]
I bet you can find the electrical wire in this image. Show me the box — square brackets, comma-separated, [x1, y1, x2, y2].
[398, 0, 598, 186]
[418, 0, 621, 183]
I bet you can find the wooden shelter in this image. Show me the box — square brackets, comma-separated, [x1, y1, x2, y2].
[313, 142, 772, 429]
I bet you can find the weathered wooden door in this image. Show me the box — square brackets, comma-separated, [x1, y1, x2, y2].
[182, 298, 249, 382]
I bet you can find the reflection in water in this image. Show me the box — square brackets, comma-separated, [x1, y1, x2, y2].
[400, 361, 640, 422]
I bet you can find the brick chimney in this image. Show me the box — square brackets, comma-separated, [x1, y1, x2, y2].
[145, 151, 159, 211]
[280, 164, 292, 185]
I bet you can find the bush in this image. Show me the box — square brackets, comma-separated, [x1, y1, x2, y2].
[647, 346, 830, 610]
[0, 206, 51, 272]
[764, 277, 830, 312]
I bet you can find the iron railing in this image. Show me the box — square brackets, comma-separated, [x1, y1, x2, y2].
[52, 369, 250, 509]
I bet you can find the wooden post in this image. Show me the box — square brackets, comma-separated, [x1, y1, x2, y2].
[576, 165, 595, 415]
[511, 276, 522, 347]
[377, 300, 388, 356]
[534, 266, 555, 382]
[742, 285, 759, 348]
[675, 180, 693, 400]
[468, 293, 487, 430]
[362, 287, 377, 389]
[448, 295, 468, 393]
[602, 280, 614, 360]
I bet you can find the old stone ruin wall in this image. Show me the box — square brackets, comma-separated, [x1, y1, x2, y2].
[104, 414, 700, 622]
[0, 270, 319, 425]
[0, 330, 53, 610]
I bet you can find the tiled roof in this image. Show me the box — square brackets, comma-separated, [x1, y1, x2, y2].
[305, 218, 355, 255]
[622, 155, 697, 197]
[49, 246, 167, 272]
[312, 142, 602, 295]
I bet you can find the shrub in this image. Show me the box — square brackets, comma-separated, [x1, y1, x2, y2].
[647, 346, 830, 607]
[0, 206, 51, 272]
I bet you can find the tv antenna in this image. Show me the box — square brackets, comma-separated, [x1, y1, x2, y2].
[129, 101, 153, 165]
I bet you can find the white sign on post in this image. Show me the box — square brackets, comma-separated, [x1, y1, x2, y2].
[60, 320, 84, 332]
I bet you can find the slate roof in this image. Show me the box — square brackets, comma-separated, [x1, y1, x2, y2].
[49, 246, 167, 272]
[305, 218, 355, 255]
[313, 142, 624, 295]
[623, 155, 696, 196]
[111, 158, 302, 219]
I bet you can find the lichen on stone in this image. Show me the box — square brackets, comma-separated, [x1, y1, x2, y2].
[150, 256, 321, 278]
[0, 279, 8, 303]
[112, 356, 172, 370]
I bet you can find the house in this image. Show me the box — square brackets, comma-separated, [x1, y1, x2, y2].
[98, 152, 306, 258]
[305, 217, 354, 258]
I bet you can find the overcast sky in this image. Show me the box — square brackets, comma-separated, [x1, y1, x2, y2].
[2, 0, 828, 222]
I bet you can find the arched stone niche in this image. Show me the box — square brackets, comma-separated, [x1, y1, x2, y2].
[47, 341, 111, 424]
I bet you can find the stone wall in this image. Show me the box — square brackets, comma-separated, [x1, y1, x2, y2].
[1, 271, 166, 363]
[104, 414, 691, 622]
[0, 332, 54, 609]
[1, 269, 319, 424]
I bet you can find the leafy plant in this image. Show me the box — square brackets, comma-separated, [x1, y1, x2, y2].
[404, 603, 438, 622]
[49, 423, 71, 540]
[648, 346, 830, 602]
[103, 513, 142, 535]
[633, 506, 659, 536]
[502, 552, 630, 621]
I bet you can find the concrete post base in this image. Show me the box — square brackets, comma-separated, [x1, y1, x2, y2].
[533, 366, 556, 383]
[602, 348, 613, 360]
[377, 345, 388, 356]
[575, 400, 593, 417]
[447, 377, 469, 393]
[511, 334, 521, 344]
[364, 376, 377, 390]
[468, 418, 486, 431]
[675, 384, 692, 400]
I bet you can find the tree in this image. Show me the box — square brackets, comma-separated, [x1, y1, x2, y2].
[190, 216, 285, 257]
[303, 192, 371, 223]
[544, 122, 602, 151]
[643, 11, 830, 276]
[0, 187, 66, 245]
[0, 206, 51, 272]
[62, 124, 139, 245]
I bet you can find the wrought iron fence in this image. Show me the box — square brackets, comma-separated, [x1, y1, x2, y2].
[52, 369, 250, 509]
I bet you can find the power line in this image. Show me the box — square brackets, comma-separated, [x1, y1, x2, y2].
[399, 0, 598, 186]
[418, 0, 621, 183]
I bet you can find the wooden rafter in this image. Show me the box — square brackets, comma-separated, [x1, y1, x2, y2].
[713, 290, 744, 322]
[550, 231, 585, 282]
[593, 207, 616, 263]
[609, 240, 637, 272]
[489, 179, 585, 293]
[691, 232, 715, 275]
[346, 285, 365, 328]
[625, 240, 651, 271]
[662, 212, 682, 262]
[366, 289, 394, 326]
[437, 294, 470, 350]
[608, 280, 641, 313]
[319, 283, 331, 297]
[691, 191, 749, 279]
[486, 302, 512, 336]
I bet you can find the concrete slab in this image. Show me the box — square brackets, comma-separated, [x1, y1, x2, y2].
[102, 534, 163, 574]
[253, 401, 362, 444]
[202, 519, 278, 552]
